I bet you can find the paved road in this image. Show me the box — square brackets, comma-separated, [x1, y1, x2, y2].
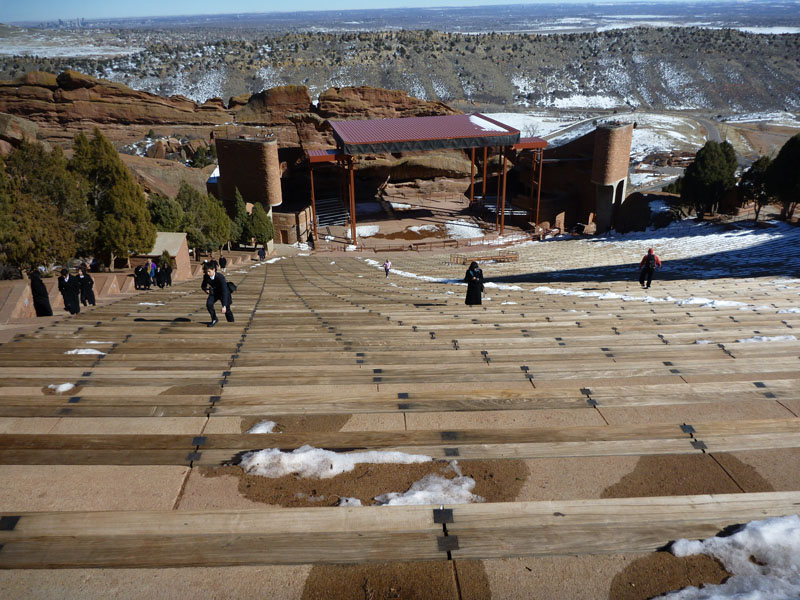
[693, 116, 723, 143]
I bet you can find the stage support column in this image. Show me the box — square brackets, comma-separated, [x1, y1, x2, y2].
[309, 166, 318, 241]
[501, 152, 508, 236]
[482, 147, 488, 200]
[469, 147, 476, 205]
[348, 158, 357, 245]
[536, 148, 543, 228]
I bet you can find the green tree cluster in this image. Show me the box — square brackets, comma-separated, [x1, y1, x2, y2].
[1, 129, 161, 276]
[680, 140, 737, 218]
[766, 133, 800, 220]
[69, 129, 156, 269]
[0, 158, 76, 277]
[245, 203, 275, 246]
[230, 188, 249, 245]
[174, 182, 230, 252]
[739, 156, 773, 221]
[147, 194, 184, 232]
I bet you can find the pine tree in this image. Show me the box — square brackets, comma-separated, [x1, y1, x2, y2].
[176, 183, 231, 253]
[766, 133, 800, 220]
[148, 194, 185, 231]
[69, 129, 155, 269]
[681, 140, 737, 218]
[231, 188, 249, 245]
[206, 194, 232, 250]
[245, 203, 275, 246]
[739, 156, 773, 221]
[0, 161, 76, 277]
[3, 141, 95, 255]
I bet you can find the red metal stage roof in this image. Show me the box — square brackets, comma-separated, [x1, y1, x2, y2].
[328, 113, 542, 155]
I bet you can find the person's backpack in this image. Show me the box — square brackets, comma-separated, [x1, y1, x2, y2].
[645, 254, 656, 269]
[227, 281, 237, 294]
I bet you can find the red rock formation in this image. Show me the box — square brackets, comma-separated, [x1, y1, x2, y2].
[0, 70, 230, 127]
[234, 85, 313, 125]
[318, 86, 461, 120]
[0, 112, 40, 155]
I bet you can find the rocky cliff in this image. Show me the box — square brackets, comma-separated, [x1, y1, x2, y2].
[0, 71, 460, 149]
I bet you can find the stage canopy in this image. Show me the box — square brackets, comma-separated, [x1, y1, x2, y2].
[328, 113, 544, 155]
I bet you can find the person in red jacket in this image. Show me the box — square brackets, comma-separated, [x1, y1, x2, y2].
[639, 248, 662, 289]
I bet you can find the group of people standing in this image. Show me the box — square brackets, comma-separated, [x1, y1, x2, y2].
[28, 264, 96, 317]
[134, 259, 172, 290]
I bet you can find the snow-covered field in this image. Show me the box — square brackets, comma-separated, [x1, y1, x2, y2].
[721, 112, 800, 128]
[445, 219, 484, 239]
[360, 218, 800, 314]
[483, 112, 575, 138]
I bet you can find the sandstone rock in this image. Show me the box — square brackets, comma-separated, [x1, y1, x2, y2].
[358, 150, 473, 181]
[183, 138, 208, 158]
[0, 139, 13, 156]
[200, 97, 226, 110]
[0, 112, 39, 146]
[56, 69, 105, 90]
[146, 141, 166, 159]
[318, 86, 461, 120]
[0, 70, 231, 127]
[235, 85, 313, 126]
[380, 177, 471, 204]
[16, 71, 59, 89]
[227, 94, 251, 109]
[122, 153, 215, 199]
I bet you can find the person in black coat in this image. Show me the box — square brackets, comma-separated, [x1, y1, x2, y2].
[201, 263, 234, 327]
[155, 264, 166, 288]
[29, 271, 53, 317]
[219, 255, 227, 272]
[164, 264, 173, 286]
[78, 265, 96, 306]
[135, 264, 151, 290]
[464, 261, 484, 306]
[58, 268, 80, 315]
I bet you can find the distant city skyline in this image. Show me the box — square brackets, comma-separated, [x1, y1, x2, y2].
[6, 0, 686, 24]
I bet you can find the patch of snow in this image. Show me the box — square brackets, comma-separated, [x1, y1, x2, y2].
[48, 383, 75, 394]
[338, 497, 363, 507]
[64, 348, 105, 355]
[736, 335, 797, 343]
[409, 224, 439, 233]
[662, 515, 800, 600]
[138, 302, 165, 306]
[736, 26, 800, 35]
[239, 445, 432, 479]
[347, 225, 380, 239]
[247, 420, 278, 434]
[445, 220, 484, 239]
[265, 257, 284, 264]
[550, 94, 622, 109]
[469, 114, 508, 132]
[390, 202, 411, 210]
[374, 473, 483, 506]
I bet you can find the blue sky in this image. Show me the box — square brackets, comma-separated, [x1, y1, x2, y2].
[5, 0, 645, 24]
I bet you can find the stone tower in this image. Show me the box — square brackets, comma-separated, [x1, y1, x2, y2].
[214, 135, 283, 214]
[590, 123, 633, 233]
